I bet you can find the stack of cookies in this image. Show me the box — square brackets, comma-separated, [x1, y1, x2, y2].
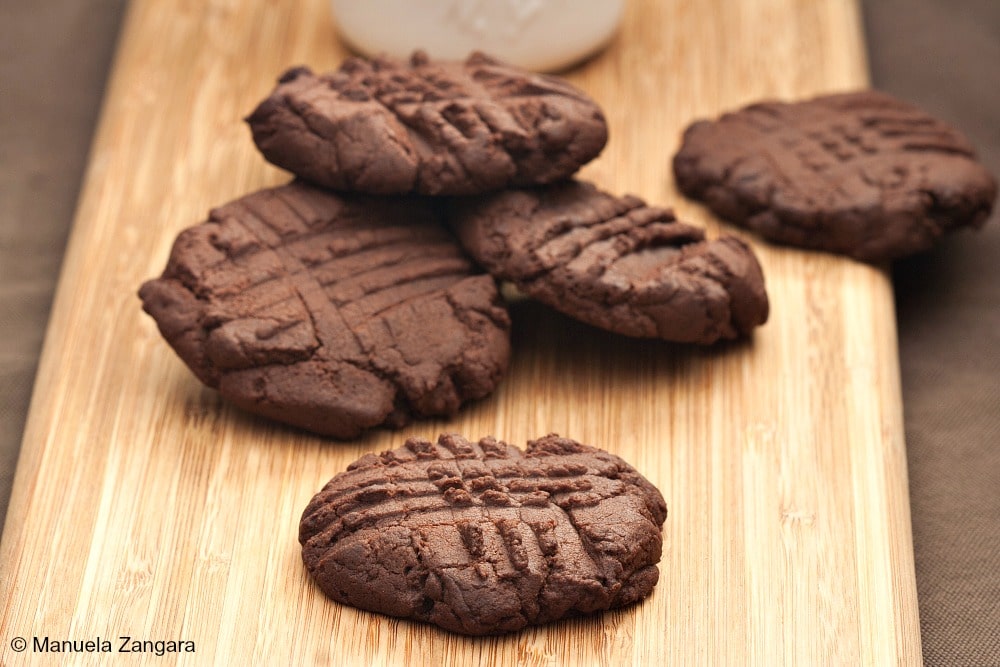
[138, 51, 995, 637]
[140, 51, 770, 438]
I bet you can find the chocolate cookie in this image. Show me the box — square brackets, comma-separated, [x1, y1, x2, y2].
[447, 181, 769, 344]
[139, 182, 510, 438]
[247, 51, 608, 195]
[673, 90, 998, 262]
[299, 433, 667, 635]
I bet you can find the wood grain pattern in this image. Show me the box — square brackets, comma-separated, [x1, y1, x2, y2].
[0, 0, 922, 664]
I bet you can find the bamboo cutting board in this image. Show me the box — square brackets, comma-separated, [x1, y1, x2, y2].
[1, 0, 922, 664]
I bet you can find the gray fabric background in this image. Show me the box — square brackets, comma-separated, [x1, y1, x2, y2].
[0, 0, 128, 524]
[1, 1, 997, 663]
[864, 2, 1000, 664]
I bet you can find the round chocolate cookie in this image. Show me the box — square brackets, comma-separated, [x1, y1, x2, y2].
[246, 51, 608, 195]
[447, 181, 769, 344]
[299, 433, 667, 635]
[673, 90, 998, 262]
[139, 182, 510, 438]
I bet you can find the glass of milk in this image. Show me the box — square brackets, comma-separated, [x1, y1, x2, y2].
[330, 0, 625, 72]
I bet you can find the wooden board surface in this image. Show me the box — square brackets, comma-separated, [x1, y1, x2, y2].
[1, 0, 922, 664]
